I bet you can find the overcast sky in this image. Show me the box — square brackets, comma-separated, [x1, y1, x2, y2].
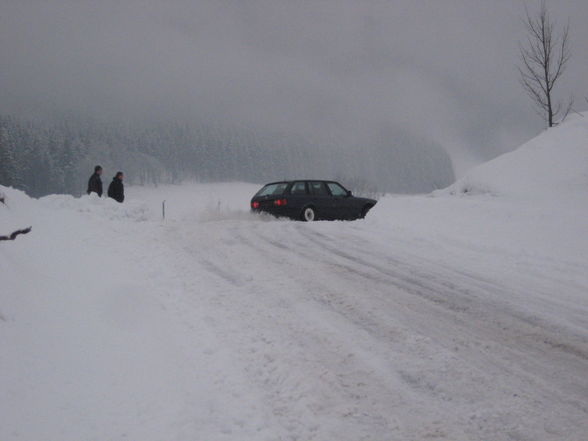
[1, 0, 587, 174]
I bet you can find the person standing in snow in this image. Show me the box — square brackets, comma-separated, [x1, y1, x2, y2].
[107, 171, 125, 203]
[87, 165, 103, 196]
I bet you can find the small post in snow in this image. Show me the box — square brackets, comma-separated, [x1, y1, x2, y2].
[162, 200, 166, 220]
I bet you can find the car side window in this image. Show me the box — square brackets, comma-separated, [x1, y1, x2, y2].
[309, 181, 329, 196]
[290, 181, 308, 195]
[327, 182, 348, 197]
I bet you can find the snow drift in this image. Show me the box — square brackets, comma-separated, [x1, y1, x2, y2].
[443, 113, 588, 199]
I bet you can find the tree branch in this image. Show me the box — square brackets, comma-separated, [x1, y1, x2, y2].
[0, 227, 32, 241]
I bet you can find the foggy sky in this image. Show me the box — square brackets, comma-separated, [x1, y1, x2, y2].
[1, 0, 587, 174]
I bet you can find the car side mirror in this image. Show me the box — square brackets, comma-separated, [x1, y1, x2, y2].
[346, 190, 352, 197]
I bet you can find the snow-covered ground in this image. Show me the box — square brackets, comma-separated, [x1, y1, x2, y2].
[1, 115, 588, 440]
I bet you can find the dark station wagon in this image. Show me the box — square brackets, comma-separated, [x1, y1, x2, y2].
[250, 180, 377, 221]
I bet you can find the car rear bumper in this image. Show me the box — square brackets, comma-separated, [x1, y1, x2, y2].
[251, 206, 297, 219]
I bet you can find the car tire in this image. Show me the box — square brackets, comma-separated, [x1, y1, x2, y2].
[301, 206, 316, 222]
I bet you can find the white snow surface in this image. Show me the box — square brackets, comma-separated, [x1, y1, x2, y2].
[1, 116, 588, 440]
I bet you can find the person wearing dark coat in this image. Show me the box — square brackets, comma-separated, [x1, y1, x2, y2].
[87, 165, 103, 196]
[108, 171, 125, 203]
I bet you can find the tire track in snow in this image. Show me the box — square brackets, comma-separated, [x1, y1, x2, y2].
[296, 225, 588, 362]
[164, 218, 588, 440]
[225, 225, 540, 439]
[168, 223, 416, 440]
[240, 221, 588, 437]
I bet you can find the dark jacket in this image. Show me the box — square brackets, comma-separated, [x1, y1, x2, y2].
[87, 173, 103, 197]
[107, 177, 124, 203]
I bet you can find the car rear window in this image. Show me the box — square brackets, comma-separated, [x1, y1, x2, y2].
[255, 183, 288, 197]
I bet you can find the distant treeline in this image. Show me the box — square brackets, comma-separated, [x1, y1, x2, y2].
[0, 115, 454, 197]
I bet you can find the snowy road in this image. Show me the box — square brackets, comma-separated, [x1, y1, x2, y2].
[2, 177, 588, 440]
[112, 183, 588, 441]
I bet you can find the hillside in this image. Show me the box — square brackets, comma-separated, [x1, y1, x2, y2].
[444, 113, 588, 199]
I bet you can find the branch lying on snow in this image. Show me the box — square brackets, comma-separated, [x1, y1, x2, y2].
[0, 227, 32, 241]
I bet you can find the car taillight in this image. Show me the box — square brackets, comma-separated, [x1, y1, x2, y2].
[251, 201, 260, 209]
[273, 198, 287, 207]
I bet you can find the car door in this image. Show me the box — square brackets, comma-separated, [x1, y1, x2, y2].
[326, 182, 355, 219]
[287, 181, 309, 215]
[308, 181, 334, 219]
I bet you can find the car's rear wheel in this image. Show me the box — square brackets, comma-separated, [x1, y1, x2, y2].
[301, 206, 316, 222]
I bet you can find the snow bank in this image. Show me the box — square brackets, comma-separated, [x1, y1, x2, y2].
[0, 186, 186, 440]
[39, 193, 154, 222]
[0, 186, 36, 231]
[361, 114, 588, 280]
[1, 186, 153, 233]
[441, 113, 588, 199]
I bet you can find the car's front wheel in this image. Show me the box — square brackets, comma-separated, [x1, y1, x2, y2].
[301, 206, 316, 222]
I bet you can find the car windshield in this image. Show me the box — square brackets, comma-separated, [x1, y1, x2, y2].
[327, 182, 348, 197]
[255, 182, 289, 197]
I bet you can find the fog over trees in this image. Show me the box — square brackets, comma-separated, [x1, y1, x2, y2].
[0, 115, 453, 197]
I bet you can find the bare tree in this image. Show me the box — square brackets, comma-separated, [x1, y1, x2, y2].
[518, 0, 572, 128]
